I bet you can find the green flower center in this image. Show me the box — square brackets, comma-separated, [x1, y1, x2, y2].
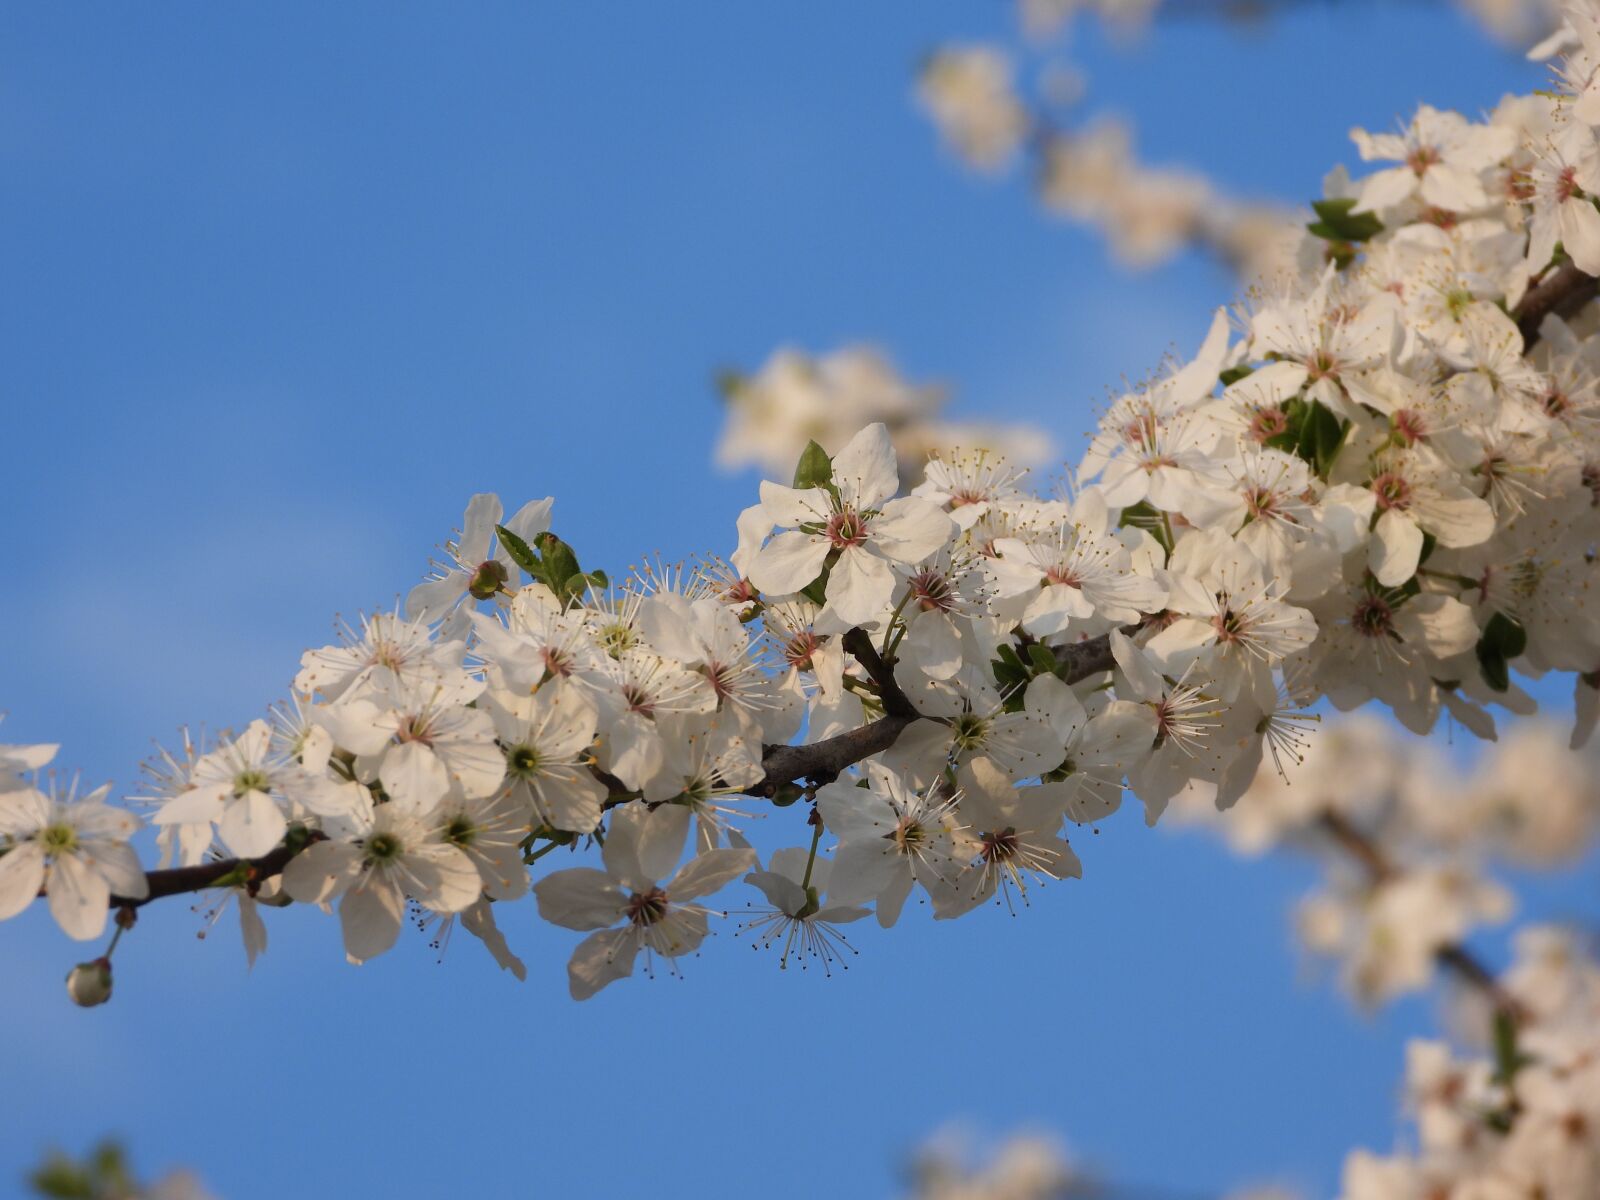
[40, 823, 78, 854]
[233, 769, 270, 796]
[507, 744, 542, 778]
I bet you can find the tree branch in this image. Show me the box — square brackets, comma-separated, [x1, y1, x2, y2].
[1516, 260, 1600, 350]
[113, 837, 320, 909]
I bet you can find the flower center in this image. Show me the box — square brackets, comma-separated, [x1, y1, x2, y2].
[1406, 145, 1439, 175]
[396, 714, 434, 745]
[1248, 407, 1289, 442]
[1392, 410, 1427, 446]
[507, 744, 542, 778]
[366, 832, 403, 862]
[1212, 608, 1247, 643]
[826, 510, 868, 550]
[908, 568, 957, 612]
[979, 828, 1020, 865]
[951, 714, 990, 753]
[626, 887, 669, 927]
[40, 823, 77, 854]
[233, 769, 270, 796]
[891, 818, 926, 851]
[1244, 487, 1278, 519]
[1352, 596, 1394, 638]
[783, 631, 820, 671]
[1371, 471, 1412, 511]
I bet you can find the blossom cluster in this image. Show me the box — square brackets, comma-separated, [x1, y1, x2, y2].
[1333, 925, 1600, 1198]
[5, 7, 1600, 1019]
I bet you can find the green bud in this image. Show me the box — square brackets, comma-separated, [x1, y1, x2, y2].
[468, 558, 510, 600]
[769, 783, 805, 807]
[65, 958, 113, 1007]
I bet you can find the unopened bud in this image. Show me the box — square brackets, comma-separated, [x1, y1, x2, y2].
[468, 559, 510, 600]
[65, 958, 113, 1007]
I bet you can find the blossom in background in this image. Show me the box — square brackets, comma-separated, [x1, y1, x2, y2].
[715, 344, 1052, 485]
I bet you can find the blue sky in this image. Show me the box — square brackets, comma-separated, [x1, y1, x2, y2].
[0, 5, 1585, 1198]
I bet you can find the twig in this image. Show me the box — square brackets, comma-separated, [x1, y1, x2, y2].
[1314, 811, 1528, 1022]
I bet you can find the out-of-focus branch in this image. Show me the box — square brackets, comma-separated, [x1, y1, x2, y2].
[1315, 811, 1529, 1020]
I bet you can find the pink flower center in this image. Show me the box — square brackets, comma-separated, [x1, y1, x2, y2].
[826, 510, 868, 550]
[1371, 471, 1412, 511]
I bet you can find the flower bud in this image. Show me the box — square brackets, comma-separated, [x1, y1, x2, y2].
[468, 559, 510, 600]
[65, 958, 113, 1007]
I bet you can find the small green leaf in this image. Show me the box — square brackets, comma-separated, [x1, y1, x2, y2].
[1118, 500, 1174, 555]
[1474, 611, 1527, 693]
[792, 440, 834, 490]
[1308, 197, 1383, 243]
[1292, 400, 1347, 479]
[207, 862, 254, 890]
[1027, 643, 1059, 678]
[534, 533, 583, 602]
[1218, 365, 1254, 387]
[496, 525, 541, 576]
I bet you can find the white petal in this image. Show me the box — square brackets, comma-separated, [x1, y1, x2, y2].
[1369, 509, 1424, 587]
[281, 840, 364, 904]
[380, 741, 451, 816]
[47, 853, 111, 941]
[217, 791, 288, 859]
[339, 878, 405, 962]
[567, 928, 639, 1000]
[830, 422, 899, 510]
[824, 546, 896, 626]
[746, 531, 830, 598]
[669, 847, 758, 901]
[0, 842, 46, 921]
[869, 498, 956, 565]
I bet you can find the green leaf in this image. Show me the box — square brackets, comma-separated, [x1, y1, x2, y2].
[1027, 643, 1060, 678]
[1218, 365, 1254, 387]
[207, 862, 254, 890]
[1308, 197, 1383, 244]
[1117, 500, 1173, 555]
[534, 533, 584, 603]
[1293, 400, 1347, 479]
[792, 440, 834, 490]
[495, 524, 541, 576]
[1474, 611, 1527, 693]
[563, 570, 608, 600]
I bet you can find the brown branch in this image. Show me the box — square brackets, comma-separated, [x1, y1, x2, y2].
[840, 627, 919, 719]
[1314, 811, 1528, 1022]
[113, 836, 321, 909]
[1516, 261, 1600, 350]
[1053, 632, 1120, 682]
[749, 713, 919, 798]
